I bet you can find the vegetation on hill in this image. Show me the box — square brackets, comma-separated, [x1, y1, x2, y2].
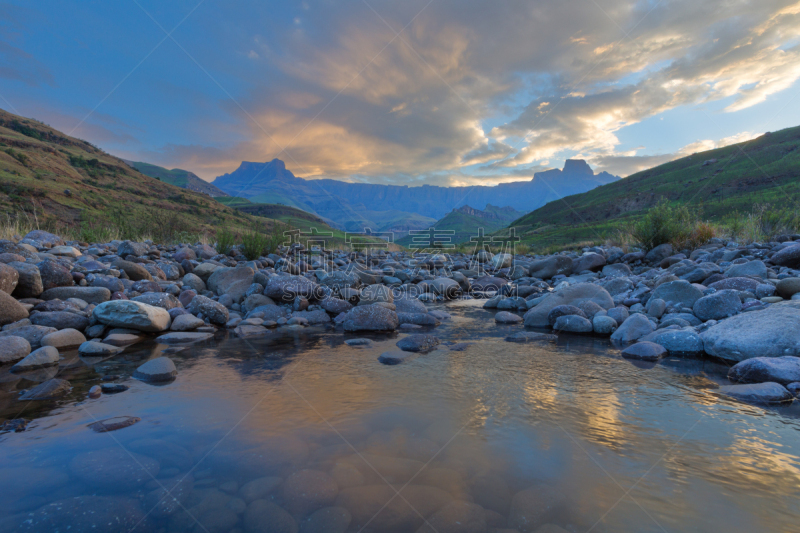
[0, 108, 274, 243]
[505, 126, 800, 250]
[129, 161, 228, 197]
[398, 204, 524, 247]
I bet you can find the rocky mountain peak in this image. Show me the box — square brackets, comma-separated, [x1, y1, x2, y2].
[562, 159, 593, 175]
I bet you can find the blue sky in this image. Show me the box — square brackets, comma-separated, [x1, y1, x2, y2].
[2, 0, 799, 185]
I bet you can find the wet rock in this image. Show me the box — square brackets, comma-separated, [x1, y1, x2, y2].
[378, 350, 411, 365]
[283, 469, 339, 516]
[650, 280, 704, 308]
[247, 303, 291, 322]
[728, 356, 800, 385]
[40, 328, 86, 349]
[701, 303, 800, 362]
[553, 314, 593, 333]
[343, 304, 399, 332]
[523, 283, 613, 327]
[235, 325, 270, 338]
[299, 506, 352, 533]
[471, 276, 507, 292]
[428, 278, 462, 299]
[9, 261, 43, 298]
[415, 500, 486, 533]
[132, 292, 182, 310]
[101, 383, 129, 393]
[134, 356, 177, 382]
[621, 341, 666, 361]
[0, 334, 31, 363]
[171, 313, 205, 331]
[336, 485, 451, 533]
[157, 331, 214, 344]
[0, 325, 57, 348]
[11, 345, 59, 372]
[18, 495, 144, 533]
[529, 256, 574, 280]
[495, 311, 523, 324]
[88, 415, 141, 432]
[508, 487, 565, 533]
[94, 300, 171, 332]
[718, 382, 793, 404]
[18, 378, 70, 400]
[397, 334, 440, 352]
[30, 311, 90, 331]
[505, 332, 558, 343]
[240, 476, 283, 503]
[592, 315, 617, 335]
[787, 382, 800, 397]
[345, 338, 372, 346]
[650, 329, 704, 355]
[0, 288, 29, 326]
[244, 499, 298, 533]
[610, 314, 654, 344]
[265, 275, 322, 302]
[188, 294, 230, 326]
[320, 297, 353, 315]
[693, 289, 742, 321]
[78, 340, 123, 356]
[397, 312, 440, 326]
[546, 305, 586, 326]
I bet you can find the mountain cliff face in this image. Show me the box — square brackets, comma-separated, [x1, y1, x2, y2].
[211, 158, 619, 230]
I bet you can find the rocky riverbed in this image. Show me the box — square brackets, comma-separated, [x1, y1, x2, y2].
[2, 231, 800, 531]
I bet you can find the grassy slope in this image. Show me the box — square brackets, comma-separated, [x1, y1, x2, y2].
[506, 126, 800, 249]
[130, 161, 191, 187]
[397, 210, 509, 246]
[0, 108, 262, 238]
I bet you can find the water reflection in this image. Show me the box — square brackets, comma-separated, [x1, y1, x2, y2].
[0, 300, 799, 532]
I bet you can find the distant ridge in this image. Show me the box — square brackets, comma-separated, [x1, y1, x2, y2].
[124, 160, 228, 198]
[211, 158, 619, 231]
[397, 203, 525, 246]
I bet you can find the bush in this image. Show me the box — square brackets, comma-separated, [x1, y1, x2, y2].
[215, 227, 236, 255]
[241, 227, 270, 260]
[630, 201, 696, 251]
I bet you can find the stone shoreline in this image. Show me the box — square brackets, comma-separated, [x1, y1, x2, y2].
[2, 231, 800, 405]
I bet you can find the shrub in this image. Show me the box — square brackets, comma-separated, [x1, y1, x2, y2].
[630, 200, 696, 251]
[240, 227, 270, 260]
[215, 227, 236, 255]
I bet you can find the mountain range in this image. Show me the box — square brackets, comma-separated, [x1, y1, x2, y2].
[124, 160, 228, 197]
[211, 158, 619, 232]
[397, 204, 525, 246]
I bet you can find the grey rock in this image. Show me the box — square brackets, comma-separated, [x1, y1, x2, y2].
[523, 283, 613, 327]
[651, 280, 704, 308]
[378, 350, 411, 365]
[770, 244, 800, 268]
[553, 314, 593, 333]
[0, 288, 29, 326]
[30, 311, 89, 331]
[182, 272, 206, 292]
[134, 356, 177, 382]
[264, 275, 321, 302]
[0, 324, 56, 348]
[427, 278, 462, 299]
[396, 334, 440, 352]
[170, 313, 204, 331]
[573, 253, 606, 272]
[651, 329, 704, 354]
[495, 311, 523, 323]
[111, 259, 153, 281]
[547, 305, 586, 326]
[606, 306, 629, 324]
[776, 277, 800, 299]
[693, 289, 742, 321]
[156, 331, 214, 344]
[728, 356, 800, 385]
[41, 328, 86, 349]
[645, 243, 673, 264]
[9, 261, 43, 298]
[505, 331, 558, 343]
[321, 297, 353, 315]
[132, 292, 182, 310]
[11, 345, 58, 372]
[725, 260, 767, 279]
[709, 277, 760, 292]
[23, 229, 64, 246]
[611, 314, 655, 344]
[208, 266, 255, 301]
[94, 300, 171, 332]
[0, 262, 19, 294]
[621, 341, 666, 361]
[701, 303, 800, 362]
[188, 294, 230, 326]
[718, 382, 793, 404]
[528, 255, 573, 279]
[18, 378, 71, 400]
[320, 271, 360, 290]
[359, 283, 394, 305]
[78, 341, 123, 356]
[246, 304, 291, 322]
[242, 293, 276, 314]
[397, 312, 440, 326]
[592, 315, 618, 335]
[0, 335, 31, 363]
[343, 304, 398, 331]
[37, 259, 73, 290]
[41, 286, 111, 304]
[117, 240, 149, 257]
[602, 263, 632, 278]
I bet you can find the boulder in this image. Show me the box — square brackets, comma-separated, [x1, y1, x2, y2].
[470, 276, 507, 292]
[156, 331, 214, 344]
[208, 266, 255, 300]
[492, 253, 513, 269]
[572, 253, 606, 272]
[23, 229, 64, 246]
[728, 356, 800, 385]
[650, 280, 703, 308]
[770, 244, 800, 268]
[495, 311, 523, 324]
[0, 324, 56, 348]
[427, 278, 462, 299]
[182, 272, 206, 292]
[701, 303, 800, 362]
[93, 300, 171, 332]
[132, 292, 182, 310]
[41, 286, 111, 304]
[320, 271, 361, 290]
[11, 345, 59, 372]
[117, 241, 149, 257]
[602, 263, 632, 278]
[0, 335, 31, 364]
[553, 314, 593, 333]
[546, 305, 586, 327]
[693, 290, 742, 321]
[592, 315, 617, 335]
[170, 313, 204, 331]
[718, 382, 793, 404]
[396, 334, 440, 352]
[134, 356, 177, 382]
[112, 259, 153, 281]
[505, 332, 558, 343]
[709, 277, 760, 292]
[645, 243, 673, 264]
[621, 341, 666, 361]
[36, 259, 73, 290]
[776, 278, 800, 299]
[265, 275, 322, 302]
[359, 284, 394, 305]
[725, 260, 767, 279]
[321, 297, 353, 315]
[343, 304, 399, 332]
[528, 256, 573, 279]
[188, 294, 230, 326]
[0, 262, 19, 294]
[41, 328, 87, 349]
[650, 329, 704, 355]
[78, 341, 123, 357]
[523, 283, 613, 327]
[246, 304, 291, 322]
[31, 311, 89, 331]
[610, 314, 654, 344]
[9, 261, 43, 298]
[0, 288, 29, 326]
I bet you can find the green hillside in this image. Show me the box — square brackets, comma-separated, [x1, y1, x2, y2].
[131, 161, 227, 197]
[506, 125, 800, 249]
[398, 204, 523, 247]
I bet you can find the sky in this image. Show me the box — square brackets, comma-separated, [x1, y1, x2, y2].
[1, 0, 800, 186]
